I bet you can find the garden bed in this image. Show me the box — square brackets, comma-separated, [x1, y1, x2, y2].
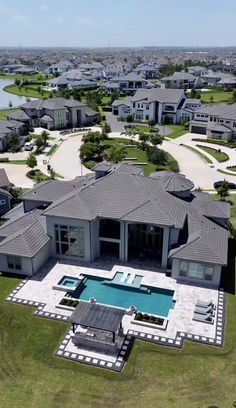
[132, 312, 167, 330]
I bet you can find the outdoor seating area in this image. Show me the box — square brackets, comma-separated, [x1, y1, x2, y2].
[193, 299, 216, 324]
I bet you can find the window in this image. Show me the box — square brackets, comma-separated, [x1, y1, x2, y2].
[0, 199, 5, 205]
[179, 261, 214, 281]
[54, 225, 85, 258]
[7, 256, 22, 271]
[146, 104, 149, 110]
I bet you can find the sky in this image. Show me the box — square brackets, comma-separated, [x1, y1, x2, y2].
[0, 0, 235, 48]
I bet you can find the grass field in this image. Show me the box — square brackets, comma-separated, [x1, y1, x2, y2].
[4, 84, 49, 99]
[0, 108, 18, 120]
[196, 145, 229, 162]
[0, 239, 235, 408]
[200, 90, 233, 104]
[166, 125, 187, 139]
[46, 144, 59, 157]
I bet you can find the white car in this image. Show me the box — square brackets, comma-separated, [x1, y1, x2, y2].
[24, 141, 34, 151]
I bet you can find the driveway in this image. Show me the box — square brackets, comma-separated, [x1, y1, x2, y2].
[49, 134, 92, 179]
[105, 112, 171, 136]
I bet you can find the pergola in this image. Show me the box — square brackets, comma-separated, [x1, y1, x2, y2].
[69, 301, 125, 344]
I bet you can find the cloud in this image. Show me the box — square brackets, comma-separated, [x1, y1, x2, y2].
[13, 15, 29, 22]
[77, 18, 93, 26]
[39, 4, 48, 12]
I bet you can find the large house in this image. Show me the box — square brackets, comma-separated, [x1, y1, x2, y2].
[189, 103, 236, 140]
[7, 97, 99, 130]
[160, 72, 205, 90]
[0, 164, 229, 289]
[112, 89, 202, 124]
[0, 169, 11, 216]
[110, 72, 149, 93]
[0, 120, 25, 151]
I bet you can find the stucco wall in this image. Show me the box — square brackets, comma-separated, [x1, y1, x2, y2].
[0, 254, 33, 276]
[32, 241, 51, 274]
[171, 258, 222, 288]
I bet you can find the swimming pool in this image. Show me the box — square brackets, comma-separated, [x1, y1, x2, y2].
[70, 276, 175, 317]
[58, 276, 80, 289]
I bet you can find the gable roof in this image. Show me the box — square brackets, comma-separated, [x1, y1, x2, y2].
[0, 168, 10, 188]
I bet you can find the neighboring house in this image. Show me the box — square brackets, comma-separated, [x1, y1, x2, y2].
[0, 165, 229, 290]
[7, 97, 99, 130]
[111, 72, 148, 93]
[208, 63, 236, 74]
[0, 120, 25, 151]
[160, 72, 204, 90]
[187, 66, 209, 76]
[45, 60, 74, 75]
[0, 168, 11, 216]
[200, 72, 235, 87]
[217, 77, 236, 91]
[134, 66, 159, 79]
[112, 88, 202, 124]
[47, 70, 97, 91]
[189, 103, 236, 140]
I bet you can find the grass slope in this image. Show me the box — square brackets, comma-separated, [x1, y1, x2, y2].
[0, 108, 17, 120]
[196, 145, 229, 162]
[166, 125, 187, 139]
[0, 240, 235, 407]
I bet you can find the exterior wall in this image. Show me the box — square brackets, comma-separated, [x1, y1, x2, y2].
[32, 241, 51, 274]
[207, 129, 233, 141]
[0, 254, 33, 276]
[0, 193, 11, 216]
[169, 228, 180, 247]
[171, 258, 222, 288]
[46, 215, 91, 262]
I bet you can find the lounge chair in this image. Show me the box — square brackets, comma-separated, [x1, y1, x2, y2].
[120, 273, 127, 283]
[193, 312, 214, 324]
[196, 299, 215, 309]
[194, 305, 215, 316]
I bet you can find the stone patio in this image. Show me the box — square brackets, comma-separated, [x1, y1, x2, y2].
[5, 258, 226, 371]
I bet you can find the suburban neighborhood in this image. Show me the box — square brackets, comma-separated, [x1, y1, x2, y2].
[0, 1, 236, 407]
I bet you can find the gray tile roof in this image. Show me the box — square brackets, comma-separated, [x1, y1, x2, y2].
[0, 168, 10, 188]
[129, 88, 185, 104]
[70, 301, 125, 332]
[0, 209, 50, 257]
[149, 171, 194, 193]
[3, 202, 24, 220]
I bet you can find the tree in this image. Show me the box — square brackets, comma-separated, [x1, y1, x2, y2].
[26, 152, 37, 170]
[49, 168, 56, 179]
[122, 127, 137, 143]
[147, 119, 156, 127]
[82, 131, 102, 144]
[8, 100, 13, 109]
[209, 95, 214, 104]
[101, 122, 111, 138]
[146, 146, 167, 165]
[14, 78, 20, 87]
[35, 136, 44, 153]
[149, 132, 163, 147]
[80, 142, 103, 161]
[105, 145, 126, 164]
[41, 130, 49, 146]
[217, 179, 230, 200]
[126, 114, 134, 123]
[138, 132, 150, 150]
[8, 132, 20, 152]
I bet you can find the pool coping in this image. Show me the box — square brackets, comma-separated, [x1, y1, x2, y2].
[5, 280, 225, 372]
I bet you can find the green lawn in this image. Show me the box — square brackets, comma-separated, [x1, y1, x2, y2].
[227, 166, 236, 172]
[211, 194, 236, 227]
[104, 138, 179, 175]
[200, 90, 233, 104]
[4, 84, 49, 99]
[196, 145, 229, 162]
[166, 125, 187, 139]
[217, 169, 236, 177]
[9, 160, 27, 165]
[46, 144, 59, 157]
[0, 240, 235, 407]
[0, 108, 18, 120]
[182, 144, 213, 164]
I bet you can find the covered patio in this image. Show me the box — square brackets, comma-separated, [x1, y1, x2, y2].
[70, 301, 126, 355]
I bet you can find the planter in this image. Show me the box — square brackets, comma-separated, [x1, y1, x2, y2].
[131, 318, 168, 331]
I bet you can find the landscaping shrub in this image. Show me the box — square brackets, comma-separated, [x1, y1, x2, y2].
[0, 157, 9, 162]
[146, 146, 167, 165]
[134, 312, 164, 326]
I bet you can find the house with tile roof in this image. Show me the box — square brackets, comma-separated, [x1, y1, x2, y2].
[112, 88, 201, 124]
[0, 164, 229, 288]
[7, 97, 98, 130]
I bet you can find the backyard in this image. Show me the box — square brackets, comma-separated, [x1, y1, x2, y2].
[0, 239, 235, 408]
[200, 89, 234, 104]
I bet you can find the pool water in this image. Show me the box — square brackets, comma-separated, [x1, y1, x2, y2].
[58, 276, 80, 288]
[71, 276, 175, 317]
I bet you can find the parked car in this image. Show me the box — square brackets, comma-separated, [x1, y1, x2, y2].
[213, 180, 236, 189]
[24, 141, 34, 151]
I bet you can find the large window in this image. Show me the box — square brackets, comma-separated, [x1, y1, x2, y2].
[179, 261, 214, 281]
[54, 224, 85, 258]
[7, 256, 22, 271]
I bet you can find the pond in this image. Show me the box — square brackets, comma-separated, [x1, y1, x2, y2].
[0, 78, 37, 109]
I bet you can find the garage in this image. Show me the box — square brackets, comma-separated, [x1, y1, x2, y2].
[190, 125, 207, 135]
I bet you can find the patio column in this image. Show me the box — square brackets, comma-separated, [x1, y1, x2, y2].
[120, 221, 126, 262]
[161, 227, 170, 269]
